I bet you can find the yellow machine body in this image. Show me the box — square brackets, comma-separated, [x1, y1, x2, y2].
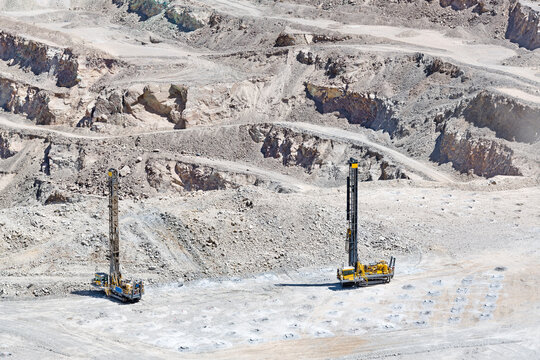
[337, 259, 394, 287]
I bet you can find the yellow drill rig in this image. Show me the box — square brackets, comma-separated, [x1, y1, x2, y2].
[92, 168, 144, 302]
[337, 158, 395, 287]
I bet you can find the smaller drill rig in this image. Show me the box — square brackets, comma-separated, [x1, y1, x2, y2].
[92, 168, 144, 302]
[337, 158, 395, 287]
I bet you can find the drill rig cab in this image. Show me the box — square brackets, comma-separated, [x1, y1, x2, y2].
[337, 158, 396, 287]
[92, 168, 144, 302]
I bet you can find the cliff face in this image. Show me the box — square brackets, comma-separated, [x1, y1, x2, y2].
[0, 78, 58, 125]
[462, 91, 540, 144]
[113, 0, 168, 20]
[165, 5, 211, 31]
[84, 83, 188, 128]
[0, 32, 79, 88]
[432, 128, 521, 178]
[506, 2, 540, 50]
[305, 83, 398, 135]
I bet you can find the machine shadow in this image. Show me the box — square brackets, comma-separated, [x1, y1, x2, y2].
[274, 283, 343, 291]
[275, 281, 390, 291]
[70, 289, 130, 304]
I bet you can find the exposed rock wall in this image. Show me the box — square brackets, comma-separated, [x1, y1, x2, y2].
[462, 91, 540, 144]
[42, 143, 84, 176]
[84, 83, 188, 128]
[506, 2, 540, 50]
[0, 132, 18, 159]
[432, 128, 521, 177]
[250, 124, 409, 181]
[275, 32, 349, 47]
[305, 83, 399, 135]
[258, 126, 327, 173]
[0, 78, 57, 125]
[440, 0, 478, 10]
[114, 0, 168, 20]
[0, 32, 79, 88]
[146, 159, 257, 192]
[165, 4, 211, 31]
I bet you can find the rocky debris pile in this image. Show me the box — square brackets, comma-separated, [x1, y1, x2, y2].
[296, 50, 352, 77]
[506, 2, 540, 50]
[0, 31, 79, 88]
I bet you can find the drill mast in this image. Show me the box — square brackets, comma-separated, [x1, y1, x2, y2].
[108, 168, 121, 283]
[347, 158, 359, 269]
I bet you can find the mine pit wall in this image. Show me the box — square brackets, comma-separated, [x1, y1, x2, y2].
[0, 78, 59, 125]
[250, 124, 409, 181]
[305, 83, 399, 136]
[82, 83, 188, 128]
[165, 4, 212, 32]
[114, 0, 211, 31]
[462, 91, 540, 144]
[0, 131, 19, 159]
[506, 2, 540, 50]
[432, 128, 521, 178]
[0, 32, 79, 88]
[146, 159, 258, 192]
[113, 0, 167, 20]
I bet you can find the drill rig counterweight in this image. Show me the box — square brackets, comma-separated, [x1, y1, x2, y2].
[337, 158, 395, 287]
[92, 168, 144, 302]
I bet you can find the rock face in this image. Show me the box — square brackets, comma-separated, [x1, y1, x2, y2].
[506, 2, 540, 50]
[250, 124, 409, 181]
[0, 32, 79, 88]
[146, 159, 257, 192]
[42, 143, 84, 176]
[305, 83, 398, 135]
[462, 91, 540, 144]
[258, 125, 328, 173]
[0, 132, 19, 159]
[86, 83, 188, 128]
[439, 0, 478, 10]
[424, 58, 463, 78]
[165, 4, 211, 31]
[275, 32, 349, 47]
[432, 128, 521, 177]
[115, 0, 168, 20]
[0, 78, 57, 125]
